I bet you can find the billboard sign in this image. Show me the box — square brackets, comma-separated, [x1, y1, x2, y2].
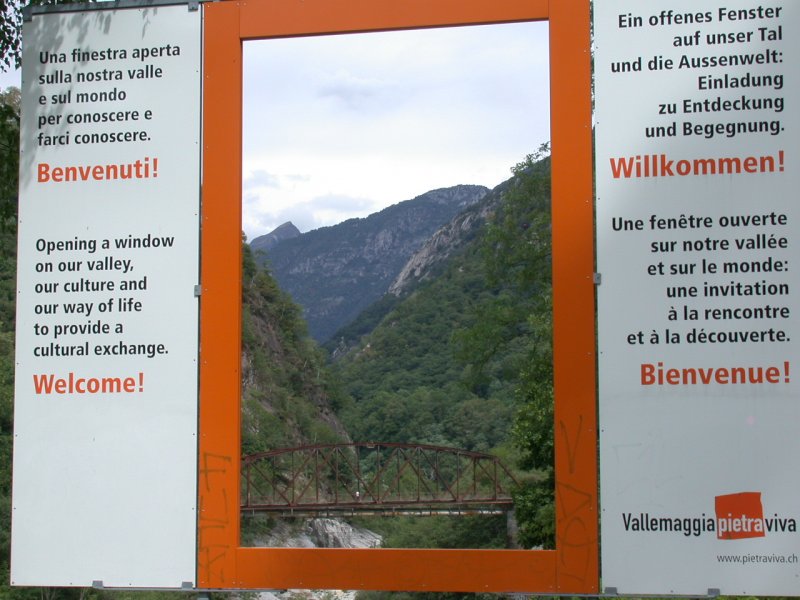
[595, 0, 799, 595]
[11, 0, 599, 592]
[11, 4, 201, 588]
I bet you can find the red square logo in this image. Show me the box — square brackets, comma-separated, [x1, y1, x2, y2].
[715, 492, 765, 540]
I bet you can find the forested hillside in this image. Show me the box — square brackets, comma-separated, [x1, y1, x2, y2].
[241, 242, 350, 456]
[334, 150, 555, 552]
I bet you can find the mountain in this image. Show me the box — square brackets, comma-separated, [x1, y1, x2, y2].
[250, 221, 301, 253]
[254, 184, 489, 343]
[327, 181, 506, 357]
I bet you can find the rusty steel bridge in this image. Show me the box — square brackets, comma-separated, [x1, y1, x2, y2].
[241, 442, 519, 517]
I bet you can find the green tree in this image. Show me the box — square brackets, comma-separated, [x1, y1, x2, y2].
[0, 0, 22, 70]
[0, 85, 19, 224]
[458, 145, 556, 548]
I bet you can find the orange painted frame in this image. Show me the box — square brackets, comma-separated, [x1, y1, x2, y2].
[199, 0, 595, 592]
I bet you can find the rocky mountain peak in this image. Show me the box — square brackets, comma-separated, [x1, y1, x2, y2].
[250, 221, 301, 253]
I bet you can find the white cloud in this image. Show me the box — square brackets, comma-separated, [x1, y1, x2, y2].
[317, 70, 399, 112]
[244, 169, 281, 189]
[243, 186, 377, 236]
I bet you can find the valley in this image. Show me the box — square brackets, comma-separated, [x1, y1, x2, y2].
[240, 153, 555, 564]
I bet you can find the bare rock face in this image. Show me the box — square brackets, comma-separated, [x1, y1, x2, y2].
[306, 518, 382, 549]
[388, 198, 496, 296]
[254, 518, 382, 549]
[252, 519, 382, 600]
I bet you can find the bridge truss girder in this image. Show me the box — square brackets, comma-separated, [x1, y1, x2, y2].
[241, 442, 519, 514]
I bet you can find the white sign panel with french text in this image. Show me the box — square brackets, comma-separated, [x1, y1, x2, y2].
[596, 1, 800, 595]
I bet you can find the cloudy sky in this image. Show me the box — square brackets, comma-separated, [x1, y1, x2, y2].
[242, 22, 550, 239]
[2, 20, 551, 240]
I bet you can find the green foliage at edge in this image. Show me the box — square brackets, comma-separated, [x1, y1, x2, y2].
[0, 86, 19, 226]
[240, 243, 349, 457]
[472, 148, 555, 549]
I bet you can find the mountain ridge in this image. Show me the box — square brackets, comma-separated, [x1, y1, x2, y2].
[252, 184, 489, 342]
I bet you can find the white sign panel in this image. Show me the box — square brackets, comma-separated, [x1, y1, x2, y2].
[11, 5, 201, 588]
[595, 1, 799, 595]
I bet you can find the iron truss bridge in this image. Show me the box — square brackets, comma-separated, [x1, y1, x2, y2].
[241, 442, 519, 517]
